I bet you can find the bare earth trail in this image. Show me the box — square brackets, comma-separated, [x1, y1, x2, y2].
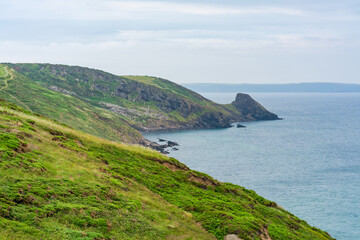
[0, 66, 32, 112]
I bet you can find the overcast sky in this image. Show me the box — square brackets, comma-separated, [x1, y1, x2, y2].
[1, 0, 359, 83]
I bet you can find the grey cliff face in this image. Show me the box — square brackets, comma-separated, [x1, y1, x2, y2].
[231, 93, 280, 121]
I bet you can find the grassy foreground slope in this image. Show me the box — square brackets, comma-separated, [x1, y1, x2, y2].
[0, 100, 214, 240]
[0, 100, 333, 240]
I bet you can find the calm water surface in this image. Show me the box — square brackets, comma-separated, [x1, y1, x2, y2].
[144, 93, 360, 240]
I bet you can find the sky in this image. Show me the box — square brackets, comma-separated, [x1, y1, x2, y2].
[1, 0, 359, 84]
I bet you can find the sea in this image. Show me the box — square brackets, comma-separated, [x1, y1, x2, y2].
[144, 92, 360, 240]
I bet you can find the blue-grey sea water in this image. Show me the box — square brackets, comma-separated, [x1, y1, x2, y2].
[144, 93, 360, 240]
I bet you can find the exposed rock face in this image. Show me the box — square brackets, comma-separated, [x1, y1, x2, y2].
[224, 234, 242, 240]
[231, 93, 280, 121]
[48, 85, 76, 96]
[99, 102, 169, 121]
[195, 112, 232, 129]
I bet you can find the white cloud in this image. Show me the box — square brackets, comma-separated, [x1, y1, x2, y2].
[110, 30, 346, 52]
[0, 0, 304, 20]
[269, 33, 344, 49]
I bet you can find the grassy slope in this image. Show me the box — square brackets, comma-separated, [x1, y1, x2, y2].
[0, 64, 143, 144]
[6, 63, 224, 110]
[5, 63, 235, 127]
[0, 100, 215, 240]
[0, 100, 333, 240]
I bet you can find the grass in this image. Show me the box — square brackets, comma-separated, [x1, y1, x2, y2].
[0, 99, 334, 240]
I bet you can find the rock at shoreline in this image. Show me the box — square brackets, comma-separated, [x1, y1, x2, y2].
[142, 138, 180, 154]
[237, 123, 246, 128]
[167, 140, 179, 147]
[142, 139, 168, 154]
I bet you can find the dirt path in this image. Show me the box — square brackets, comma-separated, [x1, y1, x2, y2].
[9, 93, 32, 112]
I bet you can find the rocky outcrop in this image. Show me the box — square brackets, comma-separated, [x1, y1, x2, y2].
[237, 123, 246, 128]
[231, 93, 280, 121]
[195, 111, 232, 128]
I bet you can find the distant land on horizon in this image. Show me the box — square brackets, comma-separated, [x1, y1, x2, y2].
[182, 82, 360, 93]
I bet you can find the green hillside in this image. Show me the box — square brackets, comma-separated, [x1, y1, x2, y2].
[0, 64, 143, 144]
[1, 63, 279, 143]
[0, 99, 333, 239]
[4, 63, 230, 128]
